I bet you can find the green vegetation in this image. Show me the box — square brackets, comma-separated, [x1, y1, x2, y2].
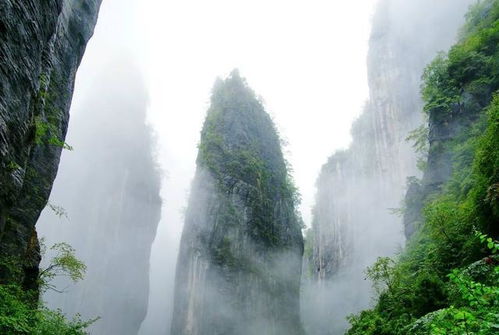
[0, 285, 94, 335]
[34, 74, 73, 150]
[302, 228, 315, 279]
[46, 202, 68, 219]
[407, 234, 498, 335]
[38, 241, 86, 293]
[198, 70, 301, 248]
[406, 124, 429, 172]
[347, 1, 499, 334]
[0, 242, 95, 334]
[34, 117, 73, 151]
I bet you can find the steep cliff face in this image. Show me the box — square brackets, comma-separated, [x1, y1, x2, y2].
[171, 71, 304, 335]
[38, 61, 162, 335]
[303, 0, 473, 333]
[0, 0, 102, 290]
[405, 0, 499, 236]
[406, 0, 499, 248]
[348, 2, 499, 333]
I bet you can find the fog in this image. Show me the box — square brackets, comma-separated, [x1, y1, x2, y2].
[302, 0, 474, 334]
[141, 2, 376, 332]
[38, 1, 162, 334]
[37, 56, 161, 334]
[171, 161, 303, 335]
[35, 0, 477, 334]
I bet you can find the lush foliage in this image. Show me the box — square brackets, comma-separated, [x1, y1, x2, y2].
[347, 2, 499, 334]
[38, 241, 86, 293]
[0, 242, 94, 334]
[408, 234, 498, 335]
[0, 284, 95, 335]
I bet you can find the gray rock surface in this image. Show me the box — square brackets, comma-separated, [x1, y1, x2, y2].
[303, 1, 473, 334]
[171, 71, 304, 335]
[0, 0, 102, 290]
[38, 62, 162, 335]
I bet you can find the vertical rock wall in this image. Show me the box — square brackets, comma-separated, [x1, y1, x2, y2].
[0, 0, 102, 291]
[38, 62, 162, 335]
[171, 71, 304, 335]
[404, 0, 499, 241]
[304, 1, 473, 334]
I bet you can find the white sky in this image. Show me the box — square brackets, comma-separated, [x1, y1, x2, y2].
[69, 0, 377, 331]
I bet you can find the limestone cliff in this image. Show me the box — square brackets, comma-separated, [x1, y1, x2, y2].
[171, 71, 304, 335]
[346, 2, 499, 332]
[38, 62, 162, 335]
[0, 0, 102, 291]
[405, 0, 499, 242]
[303, 0, 473, 334]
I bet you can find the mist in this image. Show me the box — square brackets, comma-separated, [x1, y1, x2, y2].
[141, 1, 378, 333]
[37, 0, 162, 333]
[23, 0, 483, 334]
[302, 0, 474, 334]
[37, 57, 161, 334]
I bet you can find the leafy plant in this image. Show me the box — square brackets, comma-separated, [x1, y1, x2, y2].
[38, 241, 86, 293]
[406, 124, 429, 171]
[46, 202, 68, 219]
[475, 231, 499, 253]
[34, 117, 73, 150]
[0, 241, 95, 334]
[365, 257, 395, 295]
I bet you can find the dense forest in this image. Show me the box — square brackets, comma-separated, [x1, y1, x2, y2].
[0, 0, 497, 334]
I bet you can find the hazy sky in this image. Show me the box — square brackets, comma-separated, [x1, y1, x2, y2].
[67, 0, 377, 331]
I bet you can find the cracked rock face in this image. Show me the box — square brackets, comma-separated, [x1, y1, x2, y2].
[0, 0, 102, 290]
